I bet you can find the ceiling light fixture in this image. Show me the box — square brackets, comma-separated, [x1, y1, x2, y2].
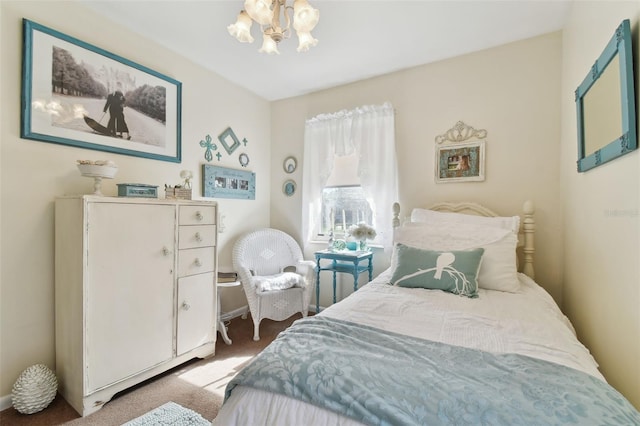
[228, 0, 319, 55]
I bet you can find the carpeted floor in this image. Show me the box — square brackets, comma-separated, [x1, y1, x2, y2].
[0, 313, 303, 425]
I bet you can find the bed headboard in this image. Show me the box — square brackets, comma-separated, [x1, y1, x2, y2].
[392, 201, 535, 279]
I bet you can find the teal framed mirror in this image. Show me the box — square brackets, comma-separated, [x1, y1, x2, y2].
[575, 19, 636, 172]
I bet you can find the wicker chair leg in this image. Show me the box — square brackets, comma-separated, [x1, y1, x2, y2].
[253, 318, 261, 341]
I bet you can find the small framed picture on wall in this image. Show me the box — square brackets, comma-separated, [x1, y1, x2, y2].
[434, 121, 487, 183]
[435, 140, 485, 183]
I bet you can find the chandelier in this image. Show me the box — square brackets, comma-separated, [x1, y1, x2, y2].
[228, 0, 319, 54]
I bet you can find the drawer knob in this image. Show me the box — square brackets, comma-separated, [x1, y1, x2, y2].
[195, 211, 203, 221]
[181, 301, 190, 311]
[162, 246, 171, 256]
[194, 258, 202, 267]
[195, 232, 203, 242]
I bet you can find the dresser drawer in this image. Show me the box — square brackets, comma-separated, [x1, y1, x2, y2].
[179, 205, 216, 225]
[178, 225, 216, 249]
[178, 247, 216, 277]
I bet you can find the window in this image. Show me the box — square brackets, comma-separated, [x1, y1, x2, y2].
[316, 151, 374, 238]
[301, 102, 398, 252]
[320, 185, 373, 236]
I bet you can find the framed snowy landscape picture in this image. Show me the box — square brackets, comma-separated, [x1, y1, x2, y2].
[21, 19, 182, 163]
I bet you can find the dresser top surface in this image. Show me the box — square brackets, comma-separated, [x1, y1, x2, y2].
[56, 195, 217, 206]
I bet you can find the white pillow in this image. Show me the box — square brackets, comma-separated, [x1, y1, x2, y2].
[393, 222, 520, 293]
[254, 272, 303, 293]
[411, 208, 520, 235]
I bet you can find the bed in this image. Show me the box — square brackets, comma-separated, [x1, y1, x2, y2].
[213, 201, 640, 425]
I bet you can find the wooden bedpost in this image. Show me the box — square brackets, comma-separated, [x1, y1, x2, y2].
[522, 200, 535, 279]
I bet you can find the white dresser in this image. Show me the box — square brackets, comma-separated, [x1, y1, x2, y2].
[54, 196, 218, 416]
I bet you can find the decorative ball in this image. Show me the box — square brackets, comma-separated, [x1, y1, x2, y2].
[332, 239, 347, 251]
[11, 364, 58, 414]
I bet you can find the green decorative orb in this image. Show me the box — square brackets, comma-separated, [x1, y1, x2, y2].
[332, 239, 347, 251]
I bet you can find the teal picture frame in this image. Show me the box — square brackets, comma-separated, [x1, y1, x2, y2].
[218, 127, 241, 155]
[202, 164, 255, 200]
[21, 19, 182, 163]
[575, 19, 637, 172]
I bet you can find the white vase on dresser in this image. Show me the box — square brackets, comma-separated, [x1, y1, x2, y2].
[54, 195, 218, 416]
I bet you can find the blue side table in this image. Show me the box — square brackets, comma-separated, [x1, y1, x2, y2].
[314, 249, 373, 312]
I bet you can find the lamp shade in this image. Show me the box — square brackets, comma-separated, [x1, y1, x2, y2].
[296, 30, 318, 52]
[259, 33, 280, 54]
[228, 10, 255, 43]
[244, 0, 274, 25]
[293, 0, 319, 32]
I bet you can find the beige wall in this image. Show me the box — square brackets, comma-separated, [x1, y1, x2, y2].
[0, 1, 271, 402]
[271, 32, 563, 307]
[560, 1, 640, 409]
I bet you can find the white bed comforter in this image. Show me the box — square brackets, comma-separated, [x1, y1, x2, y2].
[213, 272, 603, 426]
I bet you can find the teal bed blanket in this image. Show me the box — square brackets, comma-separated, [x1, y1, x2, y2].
[225, 316, 640, 425]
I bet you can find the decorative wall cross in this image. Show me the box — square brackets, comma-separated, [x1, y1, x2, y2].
[199, 134, 217, 162]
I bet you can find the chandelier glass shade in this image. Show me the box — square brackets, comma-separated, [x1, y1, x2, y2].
[228, 0, 319, 54]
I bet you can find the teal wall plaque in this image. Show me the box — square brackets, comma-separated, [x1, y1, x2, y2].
[218, 127, 241, 155]
[202, 164, 255, 200]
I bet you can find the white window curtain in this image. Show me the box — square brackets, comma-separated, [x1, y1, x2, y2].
[301, 102, 398, 253]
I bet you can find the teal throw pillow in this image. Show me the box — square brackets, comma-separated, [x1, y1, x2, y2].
[390, 244, 484, 298]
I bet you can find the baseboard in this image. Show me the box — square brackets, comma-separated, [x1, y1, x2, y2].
[0, 394, 12, 412]
[220, 305, 249, 322]
[220, 304, 322, 322]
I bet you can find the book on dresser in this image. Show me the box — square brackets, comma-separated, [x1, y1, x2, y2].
[218, 271, 238, 283]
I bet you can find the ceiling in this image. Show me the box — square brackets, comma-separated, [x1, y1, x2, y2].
[79, 0, 573, 101]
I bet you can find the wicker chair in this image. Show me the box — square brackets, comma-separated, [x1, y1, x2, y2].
[232, 228, 316, 341]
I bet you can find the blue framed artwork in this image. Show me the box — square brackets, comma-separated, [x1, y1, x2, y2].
[202, 164, 255, 200]
[21, 19, 182, 163]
